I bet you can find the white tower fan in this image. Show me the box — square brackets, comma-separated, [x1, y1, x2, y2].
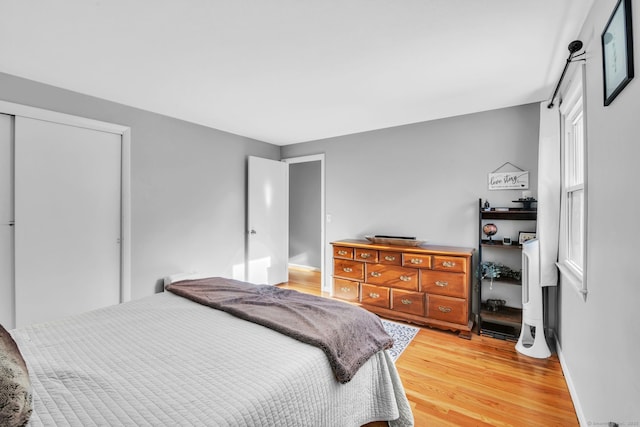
[516, 239, 551, 358]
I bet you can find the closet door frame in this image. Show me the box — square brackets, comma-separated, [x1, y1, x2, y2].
[0, 100, 132, 303]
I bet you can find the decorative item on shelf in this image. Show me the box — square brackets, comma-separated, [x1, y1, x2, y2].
[484, 299, 506, 312]
[518, 231, 536, 245]
[500, 265, 521, 282]
[480, 261, 501, 290]
[512, 198, 537, 210]
[482, 223, 498, 243]
[502, 237, 512, 246]
[479, 262, 521, 290]
[483, 200, 491, 211]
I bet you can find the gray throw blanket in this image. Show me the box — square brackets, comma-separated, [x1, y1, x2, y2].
[166, 277, 394, 383]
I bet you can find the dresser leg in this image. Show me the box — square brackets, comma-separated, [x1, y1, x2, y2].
[458, 330, 472, 340]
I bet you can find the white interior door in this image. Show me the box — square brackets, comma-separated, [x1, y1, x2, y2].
[0, 114, 14, 327]
[14, 116, 122, 327]
[247, 156, 288, 285]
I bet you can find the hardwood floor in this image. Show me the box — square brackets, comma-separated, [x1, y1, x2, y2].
[283, 267, 579, 426]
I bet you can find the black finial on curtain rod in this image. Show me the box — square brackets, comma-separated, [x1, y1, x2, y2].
[547, 40, 585, 109]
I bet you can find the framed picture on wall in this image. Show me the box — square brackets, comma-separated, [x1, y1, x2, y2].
[602, 0, 634, 106]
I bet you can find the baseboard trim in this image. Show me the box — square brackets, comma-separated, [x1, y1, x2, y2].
[554, 332, 587, 426]
[288, 263, 321, 272]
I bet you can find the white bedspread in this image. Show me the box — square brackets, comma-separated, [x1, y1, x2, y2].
[11, 291, 413, 426]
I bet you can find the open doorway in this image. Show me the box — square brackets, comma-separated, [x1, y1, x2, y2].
[282, 154, 326, 292]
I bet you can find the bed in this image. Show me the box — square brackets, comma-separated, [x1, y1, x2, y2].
[2, 276, 414, 427]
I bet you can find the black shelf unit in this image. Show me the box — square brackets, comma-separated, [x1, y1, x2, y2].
[477, 198, 537, 338]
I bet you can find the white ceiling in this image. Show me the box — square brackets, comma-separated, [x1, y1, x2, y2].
[1, 1, 593, 145]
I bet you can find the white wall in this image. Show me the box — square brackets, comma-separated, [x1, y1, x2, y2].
[0, 72, 280, 301]
[281, 103, 540, 304]
[556, 1, 640, 424]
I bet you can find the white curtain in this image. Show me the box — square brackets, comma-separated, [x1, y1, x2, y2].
[536, 102, 561, 286]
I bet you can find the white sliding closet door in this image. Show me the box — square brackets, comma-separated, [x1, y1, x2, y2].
[14, 116, 122, 327]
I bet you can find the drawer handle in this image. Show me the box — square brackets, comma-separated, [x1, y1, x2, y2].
[438, 306, 452, 313]
[384, 255, 396, 261]
[399, 275, 411, 282]
[401, 299, 412, 305]
[410, 258, 423, 265]
[360, 253, 372, 259]
[340, 287, 352, 293]
[337, 250, 348, 256]
[343, 267, 353, 273]
[370, 271, 382, 277]
[369, 292, 380, 298]
[442, 261, 456, 268]
[435, 280, 449, 287]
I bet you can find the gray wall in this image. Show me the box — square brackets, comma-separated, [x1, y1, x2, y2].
[282, 103, 540, 305]
[289, 161, 321, 268]
[556, 1, 640, 424]
[0, 72, 280, 300]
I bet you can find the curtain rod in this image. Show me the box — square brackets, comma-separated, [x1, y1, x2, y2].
[547, 40, 585, 109]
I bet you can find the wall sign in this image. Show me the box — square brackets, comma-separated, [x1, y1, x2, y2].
[488, 171, 529, 190]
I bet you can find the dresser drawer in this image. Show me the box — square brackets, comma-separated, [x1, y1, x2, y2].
[432, 255, 467, 273]
[379, 251, 402, 265]
[426, 295, 467, 325]
[361, 284, 390, 308]
[355, 248, 378, 263]
[333, 246, 354, 259]
[333, 278, 359, 301]
[421, 270, 466, 298]
[402, 253, 432, 269]
[392, 289, 425, 316]
[365, 264, 419, 291]
[333, 259, 364, 281]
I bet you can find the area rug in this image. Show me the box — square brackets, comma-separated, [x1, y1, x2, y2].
[381, 319, 420, 362]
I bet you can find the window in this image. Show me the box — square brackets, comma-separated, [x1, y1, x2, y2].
[558, 64, 587, 298]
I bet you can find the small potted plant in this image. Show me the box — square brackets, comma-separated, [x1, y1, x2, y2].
[480, 261, 502, 290]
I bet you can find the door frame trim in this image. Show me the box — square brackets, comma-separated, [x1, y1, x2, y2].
[0, 100, 132, 303]
[282, 154, 327, 292]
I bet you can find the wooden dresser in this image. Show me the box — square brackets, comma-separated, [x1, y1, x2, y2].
[331, 239, 475, 338]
